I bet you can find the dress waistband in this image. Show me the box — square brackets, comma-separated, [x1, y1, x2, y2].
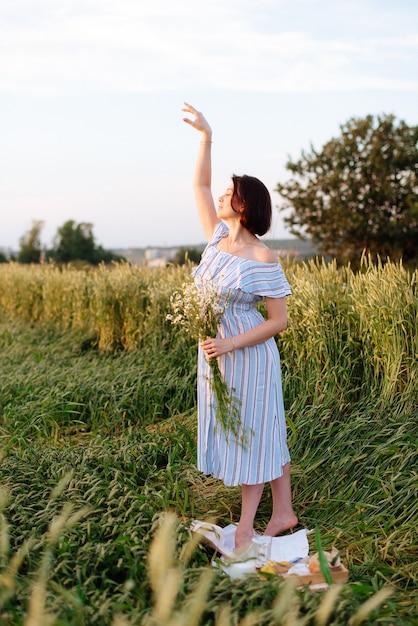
[228, 302, 253, 311]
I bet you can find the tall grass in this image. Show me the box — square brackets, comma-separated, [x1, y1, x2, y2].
[279, 257, 417, 415]
[0, 258, 417, 623]
[0, 261, 190, 350]
[1, 259, 415, 395]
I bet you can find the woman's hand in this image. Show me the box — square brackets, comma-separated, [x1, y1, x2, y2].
[201, 336, 235, 358]
[182, 102, 212, 138]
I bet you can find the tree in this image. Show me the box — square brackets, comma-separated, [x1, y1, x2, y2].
[50, 220, 124, 265]
[52, 220, 96, 264]
[18, 220, 44, 263]
[276, 114, 418, 266]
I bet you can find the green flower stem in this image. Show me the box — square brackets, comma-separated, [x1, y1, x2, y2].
[208, 357, 247, 448]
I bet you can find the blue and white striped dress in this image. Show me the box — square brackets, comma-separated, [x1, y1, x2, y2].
[192, 221, 292, 487]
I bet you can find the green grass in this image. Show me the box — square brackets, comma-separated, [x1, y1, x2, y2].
[0, 258, 417, 624]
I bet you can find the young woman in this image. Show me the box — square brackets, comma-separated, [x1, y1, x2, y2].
[182, 102, 297, 550]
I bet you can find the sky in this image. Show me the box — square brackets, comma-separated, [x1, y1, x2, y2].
[1, 0, 417, 252]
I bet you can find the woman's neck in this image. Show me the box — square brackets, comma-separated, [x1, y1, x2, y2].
[224, 220, 256, 245]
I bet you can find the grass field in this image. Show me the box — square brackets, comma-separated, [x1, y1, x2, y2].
[0, 258, 417, 624]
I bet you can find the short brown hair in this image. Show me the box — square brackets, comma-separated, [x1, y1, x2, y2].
[231, 175, 272, 236]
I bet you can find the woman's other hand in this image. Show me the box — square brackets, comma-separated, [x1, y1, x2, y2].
[182, 102, 212, 138]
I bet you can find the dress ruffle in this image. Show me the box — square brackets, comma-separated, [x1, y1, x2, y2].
[193, 221, 292, 300]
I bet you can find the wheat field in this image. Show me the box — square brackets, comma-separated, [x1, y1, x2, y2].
[0, 258, 416, 624]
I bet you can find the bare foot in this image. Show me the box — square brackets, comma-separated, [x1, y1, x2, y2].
[263, 512, 298, 537]
[234, 524, 254, 551]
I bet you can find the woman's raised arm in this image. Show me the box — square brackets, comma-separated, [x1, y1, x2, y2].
[182, 102, 219, 241]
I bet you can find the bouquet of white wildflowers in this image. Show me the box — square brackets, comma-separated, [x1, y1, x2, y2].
[167, 279, 244, 445]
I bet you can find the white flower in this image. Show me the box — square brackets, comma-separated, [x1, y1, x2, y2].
[167, 278, 246, 447]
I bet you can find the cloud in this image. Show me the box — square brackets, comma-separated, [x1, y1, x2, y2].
[0, 0, 417, 94]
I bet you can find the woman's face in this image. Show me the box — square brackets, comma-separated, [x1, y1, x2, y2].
[218, 184, 236, 219]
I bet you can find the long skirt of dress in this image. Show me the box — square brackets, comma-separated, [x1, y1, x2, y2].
[196, 296, 291, 487]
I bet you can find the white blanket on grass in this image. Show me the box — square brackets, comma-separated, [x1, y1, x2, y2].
[191, 520, 310, 565]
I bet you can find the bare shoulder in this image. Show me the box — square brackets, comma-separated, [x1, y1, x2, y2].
[253, 242, 278, 263]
